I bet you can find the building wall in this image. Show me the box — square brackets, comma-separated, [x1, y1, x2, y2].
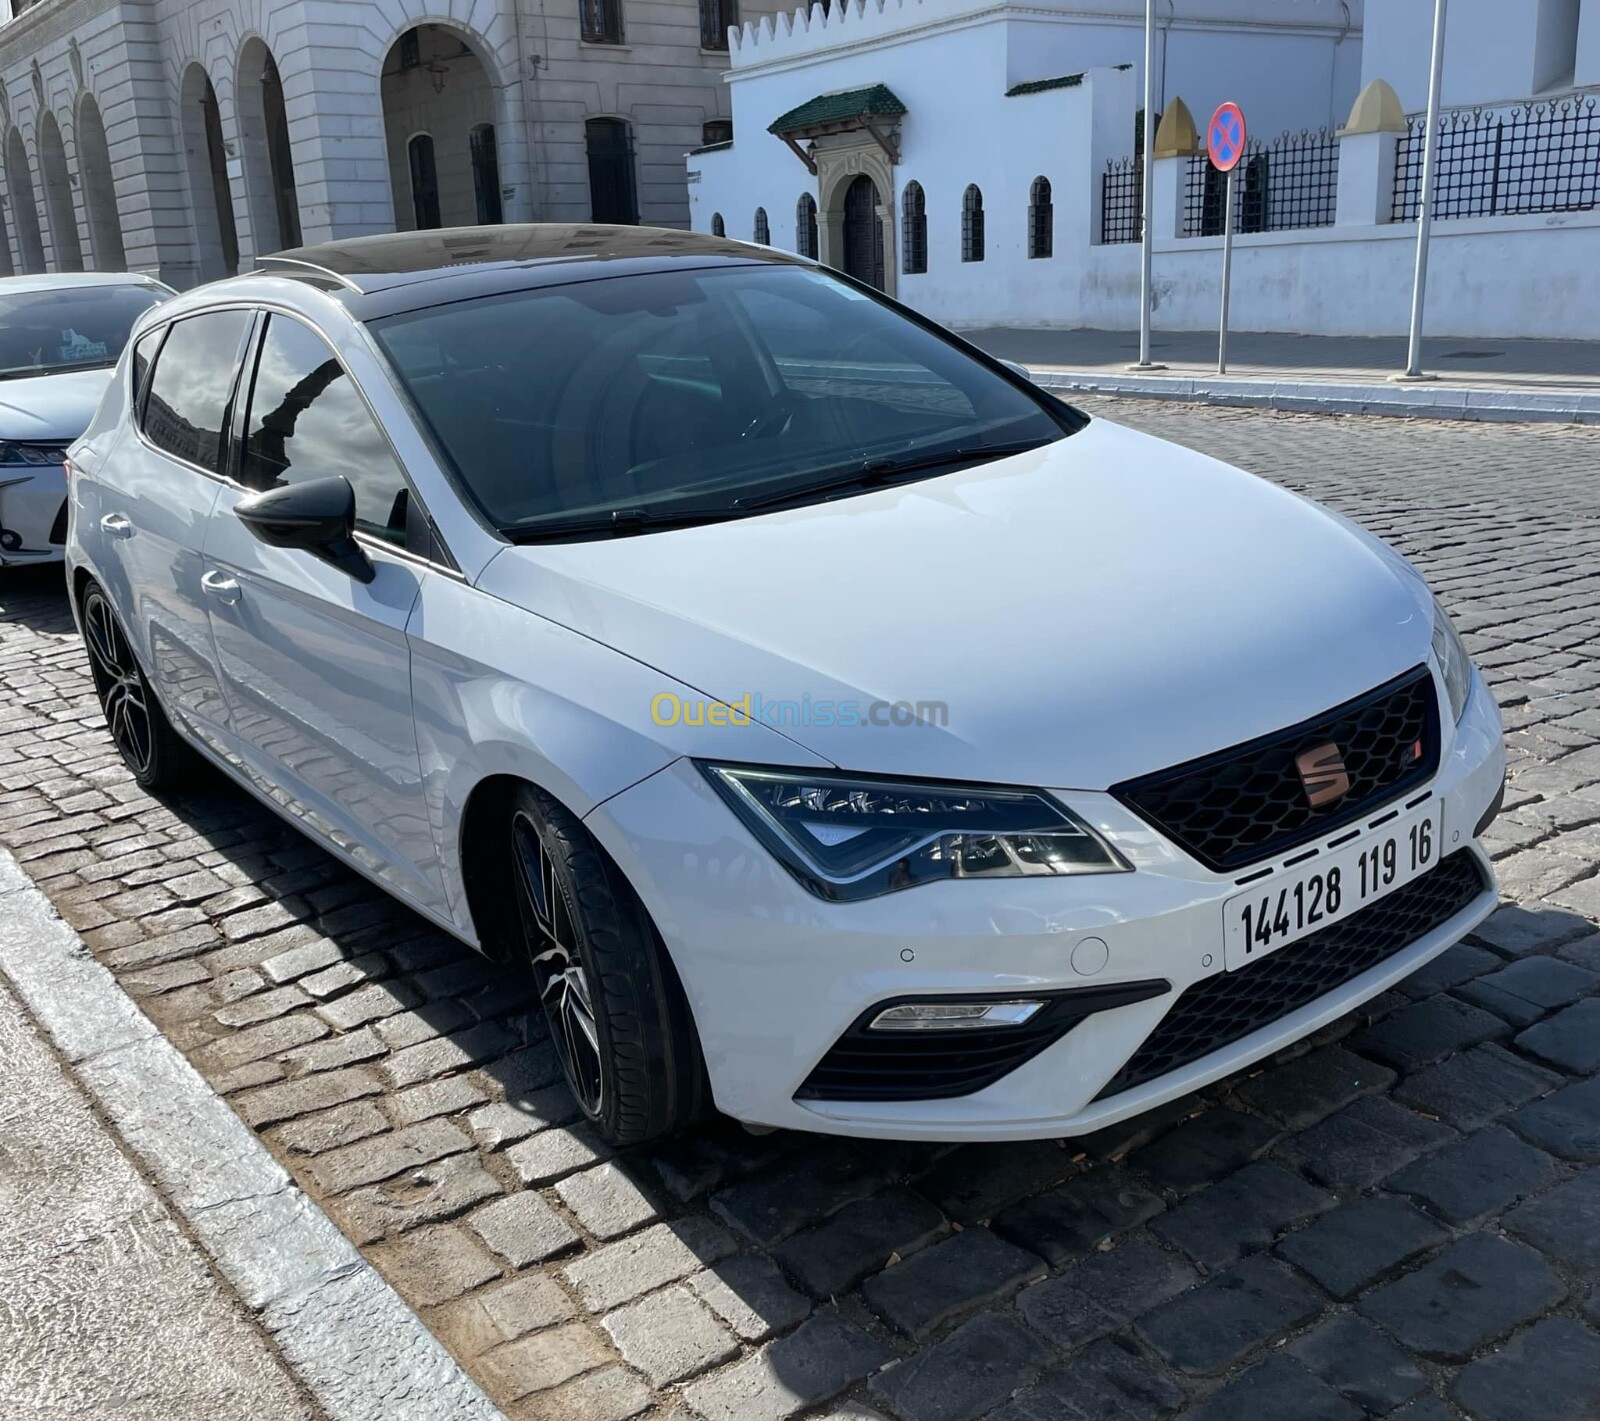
[0, 0, 788, 283]
[1362, 0, 1595, 109]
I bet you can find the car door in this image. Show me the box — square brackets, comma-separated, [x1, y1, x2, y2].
[86, 309, 254, 748]
[201, 310, 448, 914]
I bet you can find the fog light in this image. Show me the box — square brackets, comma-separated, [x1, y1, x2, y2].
[868, 1000, 1045, 1031]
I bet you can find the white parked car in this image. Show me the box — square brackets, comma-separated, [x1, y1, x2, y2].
[0, 273, 172, 566]
[66, 226, 1505, 1146]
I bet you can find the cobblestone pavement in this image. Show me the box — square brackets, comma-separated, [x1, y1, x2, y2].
[4, 401, 1600, 1421]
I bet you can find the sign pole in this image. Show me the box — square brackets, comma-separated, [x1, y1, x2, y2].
[1133, 0, 1158, 369]
[1400, 0, 1449, 380]
[1205, 101, 1247, 377]
[1218, 165, 1236, 374]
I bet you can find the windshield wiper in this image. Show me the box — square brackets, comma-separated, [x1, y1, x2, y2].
[735, 438, 1054, 513]
[0, 360, 114, 381]
[507, 503, 745, 544]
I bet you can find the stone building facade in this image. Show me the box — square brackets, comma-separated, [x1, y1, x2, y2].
[0, 0, 782, 287]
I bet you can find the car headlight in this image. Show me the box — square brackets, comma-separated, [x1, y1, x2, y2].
[699, 764, 1129, 901]
[1431, 595, 1473, 724]
[0, 441, 68, 467]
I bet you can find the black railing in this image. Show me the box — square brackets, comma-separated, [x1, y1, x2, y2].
[1183, 129, 1338, 236]
[1101, 157, 1142, 244]
[1392, 96, 1600, 221]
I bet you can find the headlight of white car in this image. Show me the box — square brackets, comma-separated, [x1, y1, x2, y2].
[1431, 596, 1473, 724]
[699, 764, 1129, 901]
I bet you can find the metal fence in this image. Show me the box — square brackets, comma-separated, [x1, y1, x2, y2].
[1101, 157, 1143, 244]
[1183, 129, 1339, 236]
[1392, 96, 1600, 221]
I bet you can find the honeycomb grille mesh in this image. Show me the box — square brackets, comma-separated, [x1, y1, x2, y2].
[1096, 851, 1487, 1101]
[1113, 667, 1440, 872]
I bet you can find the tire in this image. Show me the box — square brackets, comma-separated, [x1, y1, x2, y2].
[505, 783, 708, 1146]
[80, 581, 199, 792]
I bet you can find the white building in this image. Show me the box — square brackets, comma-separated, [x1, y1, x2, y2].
[689, 0, 1600, 339]
[0, 0, 788, 286]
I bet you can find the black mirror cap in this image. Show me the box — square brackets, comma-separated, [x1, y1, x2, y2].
[235, 476, 374, 583]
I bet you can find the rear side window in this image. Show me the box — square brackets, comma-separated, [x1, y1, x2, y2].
[240, 314, 411, 544]
[141, 311, 251, 474]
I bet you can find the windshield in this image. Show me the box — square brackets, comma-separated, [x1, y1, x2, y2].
[0, 284, 169, 380]
[370, 263, 1079, 538]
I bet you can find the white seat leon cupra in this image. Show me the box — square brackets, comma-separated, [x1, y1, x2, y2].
[65, 226, 1505, 1146]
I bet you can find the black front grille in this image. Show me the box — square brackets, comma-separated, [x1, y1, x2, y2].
[48, 498, 68, 545]
[1113, 667, 1440, 872]
[797, 980, 1170, 1102]
[1096, 851, 1487, 1102]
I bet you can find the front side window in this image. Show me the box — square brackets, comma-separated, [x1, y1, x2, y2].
[0, 282, 167, 380]
[370, 262, 1077, 540]
[241, 315, 410, 544]
[141, 309, 252, 473]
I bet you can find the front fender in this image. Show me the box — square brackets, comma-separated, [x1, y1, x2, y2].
[407, 573, 831, 941]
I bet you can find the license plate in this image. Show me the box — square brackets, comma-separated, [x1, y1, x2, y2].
[1223, 804, 1443, 971]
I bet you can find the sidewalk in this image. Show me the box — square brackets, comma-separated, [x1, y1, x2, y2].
[963, 327, 1600, 422]
[0, 972, 318, 1421]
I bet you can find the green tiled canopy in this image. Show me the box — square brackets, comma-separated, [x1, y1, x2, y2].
[768, 84, 907, 136]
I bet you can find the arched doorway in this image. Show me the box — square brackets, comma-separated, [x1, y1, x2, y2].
[381, 25, 500, 232]
[841, 174, 883, 289]
[237, 39, 301, 253]
[5, 130, 45, 273]
[37, 113, 82, 271]
[180, 64, 240, 280]
[76, 94, 125, 270]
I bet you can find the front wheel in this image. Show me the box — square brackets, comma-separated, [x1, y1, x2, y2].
[506, 784, 708, 1146]
[80, 582, 197, 792]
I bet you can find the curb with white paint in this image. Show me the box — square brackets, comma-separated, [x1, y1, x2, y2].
[0, 846, 509, 1421]
[1028, 368, 1600, 424]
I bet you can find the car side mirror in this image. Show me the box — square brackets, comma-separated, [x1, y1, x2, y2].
[234, 476, 374, 584]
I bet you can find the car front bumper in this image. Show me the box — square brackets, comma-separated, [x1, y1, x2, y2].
[589, 668, 1504, 1141]
[0, 463, 68, 565]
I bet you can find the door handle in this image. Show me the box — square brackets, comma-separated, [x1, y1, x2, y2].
[100, 513, 133, 540]
[200, 571, 241, 605]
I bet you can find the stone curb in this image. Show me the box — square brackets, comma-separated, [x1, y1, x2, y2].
[1027, 369, 1600, 424]
[0, 844, 509, 1421]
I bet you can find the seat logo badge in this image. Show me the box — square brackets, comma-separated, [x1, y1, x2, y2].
[1296, 742, 1351, 808]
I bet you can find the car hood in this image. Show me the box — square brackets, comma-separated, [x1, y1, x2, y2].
[0, 367, 113, 441]
[476, 417, 1435, 789]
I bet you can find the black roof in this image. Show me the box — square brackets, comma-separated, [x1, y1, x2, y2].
[258, 223, 791, 300]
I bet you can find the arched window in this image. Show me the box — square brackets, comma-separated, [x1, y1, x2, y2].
[711, 212, 725, 237]
[471, 123, 503, 224]
[586, 118, 639, 224]
[901, 181, 926, 274]
[408, 134, 441, 229]
[1028, 176, 1052, 259]
[796, 194, 818, 258]
[961, 184, 984, 263]
[753, 206, 769, 244]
